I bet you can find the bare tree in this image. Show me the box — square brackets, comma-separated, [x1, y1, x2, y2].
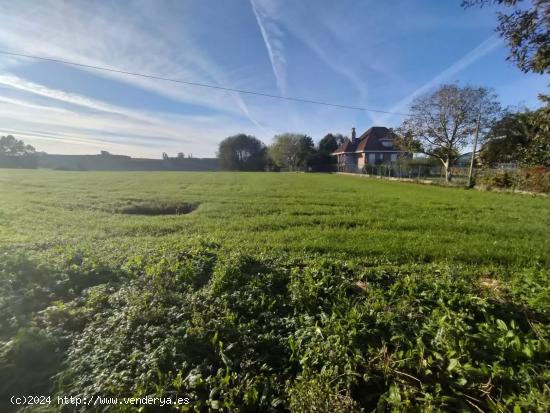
[398, 84, 501, 182]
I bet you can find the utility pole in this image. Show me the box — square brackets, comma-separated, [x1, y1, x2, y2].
[468, 103, 483, 188]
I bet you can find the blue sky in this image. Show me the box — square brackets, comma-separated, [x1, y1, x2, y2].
[0, 0, 548, 157]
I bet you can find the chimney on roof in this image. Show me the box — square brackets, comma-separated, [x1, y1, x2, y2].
[351, 127, 356, 142]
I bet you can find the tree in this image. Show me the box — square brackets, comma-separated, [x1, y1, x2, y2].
[318, 133, 346, 154]
[480, 103, 550, 167]
[0, 135, 35, 156]
[162, 152, 169, 160]
[217, 134, 266, 171]
[480, 110, 536, 165]
[398, 84, 501, 182]
[306, 133, 347, 172]
[0, 135, 37, 168]
[268, 134, 315, 171]
[177, 152, 185, 159]
[463, 0, 550, 74]
[100, 150, 111, 156]
[518, 96, 550, 166]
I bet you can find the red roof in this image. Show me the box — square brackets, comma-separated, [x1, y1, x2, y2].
[334, 139, 357, 154]
[332, 127, 397, 154]
[356, 127, 396, 151]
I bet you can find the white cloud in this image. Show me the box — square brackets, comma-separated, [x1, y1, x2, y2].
[379, 35, 503, 125]
[250, 0, 288, 95]
[0, 0, 282, 155]
[0, 74, 146, 120]
[0, 0, 262, 127]
[0, 76, 264, 156]
[248, 0, 376, 124]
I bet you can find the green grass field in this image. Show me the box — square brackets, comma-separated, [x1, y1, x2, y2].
[1, 170, 549, 412]
[1, 170, 548, 264]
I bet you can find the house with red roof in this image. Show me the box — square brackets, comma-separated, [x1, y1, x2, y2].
[331, 127, 411, 173]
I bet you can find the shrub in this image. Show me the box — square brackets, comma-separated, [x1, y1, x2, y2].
[478, 168, 550, 193]
[519, 167, 550, 193]
[478, 170, 514, 190]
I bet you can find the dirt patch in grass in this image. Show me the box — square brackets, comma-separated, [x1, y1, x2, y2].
[351, 280, 369, 294]
[479, 277, 505, 300]
[118, 201, 198, 216]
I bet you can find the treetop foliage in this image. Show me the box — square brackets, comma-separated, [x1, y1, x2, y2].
[318, 133, 346, 154]
[463, 0, 550, 74]
[0, 135, 36, 156]
[268, 133, 315, 171]
[217, 134, 266, 171]
[481, 99, 550, 167]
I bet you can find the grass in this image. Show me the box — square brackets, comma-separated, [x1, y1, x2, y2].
[0, 170, 548, 264]
[0, 169, 549, 412]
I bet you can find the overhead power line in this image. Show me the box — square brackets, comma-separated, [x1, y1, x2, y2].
[0, 50, 410, 116]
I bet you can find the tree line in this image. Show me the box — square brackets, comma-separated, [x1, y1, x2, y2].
[0, 135, 38, 168]
[216, 132, 346, 172]
[219, 0, 549, 177]
[217, 84, 548, 178]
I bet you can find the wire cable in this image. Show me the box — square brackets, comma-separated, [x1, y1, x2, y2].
[0, 50, 410, 116]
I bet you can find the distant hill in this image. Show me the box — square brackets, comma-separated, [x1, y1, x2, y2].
[0, 153, 220, 171]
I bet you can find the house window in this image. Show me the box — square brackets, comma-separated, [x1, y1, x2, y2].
[368, 154, 375, 164]
[391, 154, 397, 162]
[378, 153, 383, 160]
